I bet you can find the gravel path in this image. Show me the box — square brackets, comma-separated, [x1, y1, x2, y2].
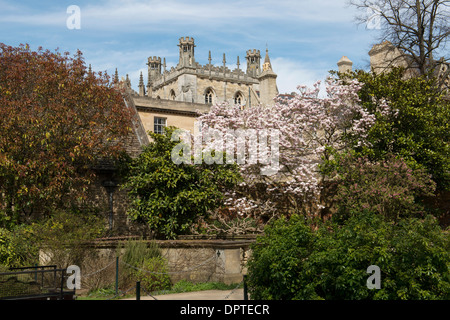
[123, 288, 245, 300]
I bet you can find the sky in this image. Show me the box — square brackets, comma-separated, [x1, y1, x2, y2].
[0, 0, 383, 95]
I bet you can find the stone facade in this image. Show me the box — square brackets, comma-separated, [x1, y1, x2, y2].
[138, 37, 278, 107]
[117, 36, 279, 135]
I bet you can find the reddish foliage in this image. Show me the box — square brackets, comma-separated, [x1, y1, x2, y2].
[0, 44, 132, 222]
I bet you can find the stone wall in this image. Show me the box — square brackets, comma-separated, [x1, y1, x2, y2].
[40, 237, 256, 291]
[152, 238, 254, 285]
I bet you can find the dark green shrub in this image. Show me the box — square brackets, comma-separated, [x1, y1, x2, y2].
[122, 127, 242, 239]
[132, 256, 171, 292]
[247, 212, 449, 300]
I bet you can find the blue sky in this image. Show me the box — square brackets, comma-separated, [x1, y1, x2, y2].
[0, 0, 382, 94]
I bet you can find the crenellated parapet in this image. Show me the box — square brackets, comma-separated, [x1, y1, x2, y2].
[148, 56, 162, 64]
[136, 36, 277, 105]
[246, 49, 261, 56]
[178, 36, 195, 45]
[178, 36, 196, 68]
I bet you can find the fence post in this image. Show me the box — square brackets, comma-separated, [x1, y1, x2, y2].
[243, 275, 248, 300]
[115, 256, 119, 296]
[136, 281, 140, 301]
[60, 269, 65, 300]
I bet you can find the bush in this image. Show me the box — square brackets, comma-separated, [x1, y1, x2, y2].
[120, 239, 161, 268]
[123, 127, 242, 239]
[0, 224, 38, 267]
[247, 212, 449, 300]
[32, 209, 106, 268]
[118, 239, 171, 292]
[324, 153, 436, 222]
[132, 256, 172, 292]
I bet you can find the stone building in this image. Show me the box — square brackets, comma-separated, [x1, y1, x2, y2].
[117, 36, 279, 136]
[96, 37, 279, 235]
[338, 41, 449, 94]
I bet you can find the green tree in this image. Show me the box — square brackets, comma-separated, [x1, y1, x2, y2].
[0, 208, 106, 268]
[123, 127, 242, 239]
[338, 68, 450, 191]
[247, 212, 450, 300]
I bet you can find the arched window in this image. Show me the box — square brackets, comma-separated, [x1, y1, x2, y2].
[205, 88, 214, 104]
[234, 92, 244, 105]
[169, 89, 176, 100]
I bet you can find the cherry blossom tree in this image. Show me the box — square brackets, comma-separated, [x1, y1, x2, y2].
[196, 76, 378, 223]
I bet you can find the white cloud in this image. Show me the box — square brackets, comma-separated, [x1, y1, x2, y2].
[0, 0, 375, 98]
[271, 57, 329, 95]
[0, 0, 357, 31]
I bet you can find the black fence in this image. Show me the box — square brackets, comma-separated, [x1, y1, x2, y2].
[0, 265, 76, 300]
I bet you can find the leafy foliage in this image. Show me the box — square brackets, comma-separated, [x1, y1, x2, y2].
[1, 208, 105, 269]
[132, 256, 172, 292]
[327, 153, 436, 222]
[0, 43, 132, 225]
[123, 127, 242, 239]
[339, 68, 450, 191]
[0, 224, 38, 267]
[120, 239, 162, 270]
[247, 212, 449, 300]
[119, 239, 171, 292]
[169, 279, 242, 293]
[31, 209, 106, 268]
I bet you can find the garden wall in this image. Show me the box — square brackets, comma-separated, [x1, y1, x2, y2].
[39, 236, 256, 291]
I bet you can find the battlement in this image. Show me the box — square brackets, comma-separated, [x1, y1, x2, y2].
[179, 36, 195, 45]
[246, 49, 261, 57]
[148, 56, 162, 64]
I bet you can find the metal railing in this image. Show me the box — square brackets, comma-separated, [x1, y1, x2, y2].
[0, 266, 76, 300]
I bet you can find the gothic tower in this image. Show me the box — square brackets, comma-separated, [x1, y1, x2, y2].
[147, 56, 162, 80]
[147, 56, 161, 97]
[246, 49, 261, 77]
[178, 36, 196, 68]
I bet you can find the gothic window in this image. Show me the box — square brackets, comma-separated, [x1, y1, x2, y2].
[234, 92, 244, 105]
[205, 88, 214, 104]
[154, 117, 166, 134]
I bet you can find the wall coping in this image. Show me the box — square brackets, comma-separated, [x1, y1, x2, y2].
[84, 235, 259, 250]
